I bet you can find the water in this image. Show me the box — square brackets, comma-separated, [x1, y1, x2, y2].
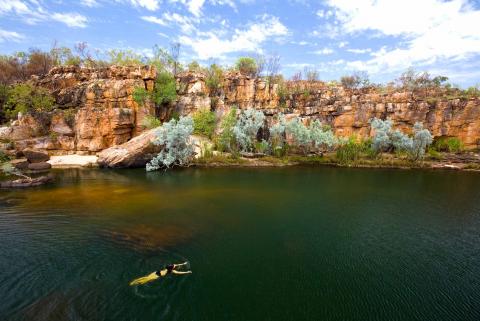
[1, 167, 480, 321]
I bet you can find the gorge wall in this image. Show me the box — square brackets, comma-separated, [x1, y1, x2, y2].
[1, 65, 480, 155]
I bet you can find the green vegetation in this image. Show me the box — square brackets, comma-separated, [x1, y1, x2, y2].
[0, 150, 10, 163]
[132, 87, 149, 106]
[141, 115, 162, 129]
[192, 110, 216, 139]
[433, 137, 464, 153]
[336, 138, 363, 165]
[214, 109, 237, 153]
[152, 71, 177, 105]
[107, 49, 144, 66]
[4, 83, 54, 118]
[205, 64, 224, 96]
[235, 57, 258, 78]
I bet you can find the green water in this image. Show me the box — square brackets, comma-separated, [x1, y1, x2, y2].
[1, 167, 480, 321]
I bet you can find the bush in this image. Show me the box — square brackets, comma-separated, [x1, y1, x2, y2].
[370, 118, 433, 161]
[269, 113, 287, 155]
[5, 83, 54, 118]
[0, 150, 10, 163]
[141, 115, 161, 129]
[205, 64, 223, 96]
[215, 109, 237, 153]
[336, 137, 362, 165]
[255, 140, 269, 154]
[107, 49, 144, 66]
[188, 61, 201, 72]
[192, 110, 216, 138]
[133, 87, 149, 106]
[0, 84, 9, 123]
[152, 71, 177, 105]
[235, 57, 258, 77]
[433, 137, 464, 153]
[286, 117, 311, 154]
[340, 72, 369, 89]
[233, 108, 265, 152]
[146, 116, 194, 171]
[309, 119, 337, 152]
[276, 82, 289, 107]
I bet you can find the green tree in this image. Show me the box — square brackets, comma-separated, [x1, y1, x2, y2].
[205, 64, 223, 95]
[5, 83, 54, 118]
[188, 61, 201, 72]
[235, 57, 258, 78]
[152, 71, 177, 105]
[108, 49, 144, 66]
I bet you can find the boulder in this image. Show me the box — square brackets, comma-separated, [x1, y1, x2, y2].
[23, 148, 50, 163]
[10, 158, 29, 170]
[28, 162, 52, 171]
[97, 128, 162, 168]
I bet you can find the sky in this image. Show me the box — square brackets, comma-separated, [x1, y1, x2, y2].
[1, 0, 480, 86]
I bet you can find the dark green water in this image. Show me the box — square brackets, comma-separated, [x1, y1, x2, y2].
[1, 167, 480, 321]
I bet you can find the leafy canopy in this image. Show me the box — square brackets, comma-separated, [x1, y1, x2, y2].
[5, 83, 54, 118]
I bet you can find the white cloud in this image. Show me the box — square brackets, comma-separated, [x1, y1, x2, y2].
[0, 0, 45, 24]
[141, 15, 167, 25]
[81, 0, 100, 7]
[51, 13, 88, 28]
[169, 0, 238, 17]
[187, 0, 206, 17]
[326, 0, 480, 73]
[312, 48, 334, 55]
[0, 1, 89, 28]
[142, 12, 197, 34]
[347, 48, 371, 54]
[130, 0, 160, 11]
[0, 28, 25, 42]
[179, 15, 288, 60]
[316, 9, 333, 19]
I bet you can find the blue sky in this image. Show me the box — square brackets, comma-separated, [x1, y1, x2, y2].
[1, 0, 480, 86]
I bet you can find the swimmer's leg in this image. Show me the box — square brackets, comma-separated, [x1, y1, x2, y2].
[129, 272, 159, 286]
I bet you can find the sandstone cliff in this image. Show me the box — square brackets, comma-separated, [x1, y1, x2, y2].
[1, 66, 479, 156]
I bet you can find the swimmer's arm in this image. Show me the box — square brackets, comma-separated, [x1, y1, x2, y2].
[172, 270, 192, 275]
[174, 262, 188, 267]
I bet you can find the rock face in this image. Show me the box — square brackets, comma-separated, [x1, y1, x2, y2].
[97, 128, 162, 168]
[2, 66, 156, 155]
[1, 66, 480, 159]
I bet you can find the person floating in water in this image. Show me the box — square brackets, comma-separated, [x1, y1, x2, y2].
[129, 262, 192, 286]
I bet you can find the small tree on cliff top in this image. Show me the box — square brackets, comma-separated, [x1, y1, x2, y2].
[235, 57, 258, 78]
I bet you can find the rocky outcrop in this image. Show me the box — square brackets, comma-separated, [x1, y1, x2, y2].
[0, 175, 53, 189]
[97, 128, 161, 168]
[174, 73, 480, 148]
[23, 148, 50, 163]
[2, 66, 157, 155]
[1, 66, 480, 160]
[21, 148, 52, 171]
